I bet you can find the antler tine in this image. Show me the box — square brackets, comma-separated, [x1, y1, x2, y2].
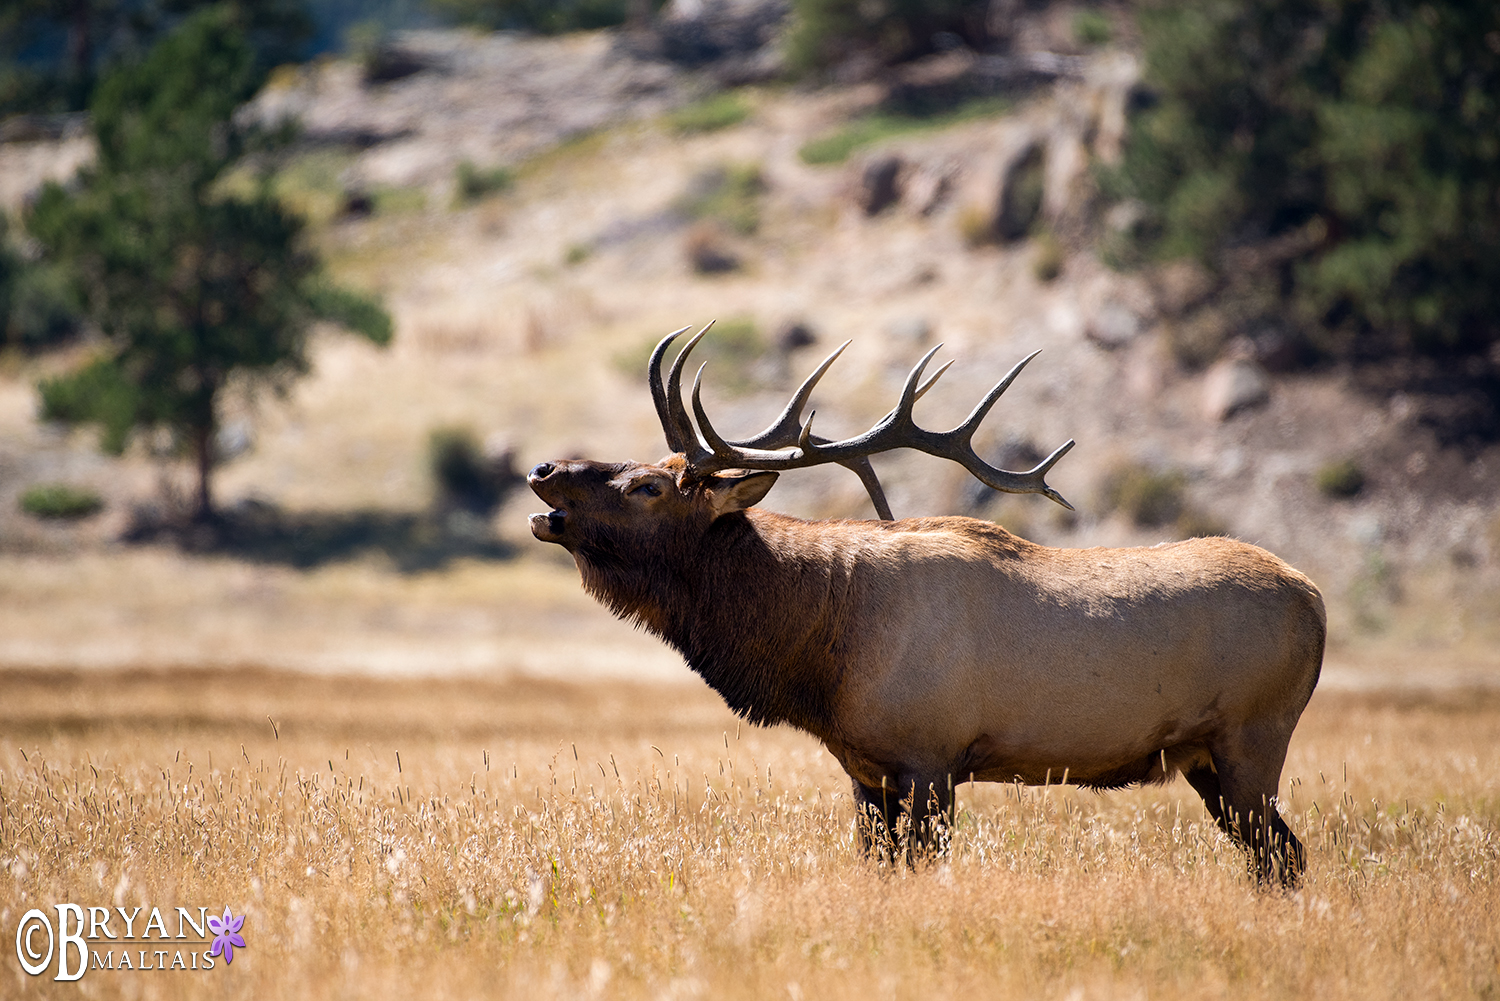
[649, 325, 695, 453]
[665, 322, 715, 455]
[844, 456, 894, 520]
[691, 363, 733, 457]
[797, 411, 816, 451]
[690, 351, 898, 517]
[927, 349, 1074, 507]
[914, 359, 953, 402]
[699, 337, 898, 518]
[1030, 439, 1077, 509]
[951, 349, 1041, 445]
[731, 340, 850, 449]
[691, 362, 810, 468]
[951, 436, 1076, 510]
[894, 343, 945, 421]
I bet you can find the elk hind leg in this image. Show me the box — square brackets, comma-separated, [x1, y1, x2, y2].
[1207, 732, 1306, 888]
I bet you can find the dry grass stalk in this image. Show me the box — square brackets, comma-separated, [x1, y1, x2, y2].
[1, 671, 1497, 999]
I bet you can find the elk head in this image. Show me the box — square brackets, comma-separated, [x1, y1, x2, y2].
[528, 457, 777, 557]
[528, 455, 778, 631]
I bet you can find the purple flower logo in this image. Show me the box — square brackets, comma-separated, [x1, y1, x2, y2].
[207, 907, 246, 965]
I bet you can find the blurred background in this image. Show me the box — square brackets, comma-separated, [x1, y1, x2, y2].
[1, 0, 1497, 689]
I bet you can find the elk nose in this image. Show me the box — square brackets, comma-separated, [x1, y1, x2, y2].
[528, 462, 556, 483]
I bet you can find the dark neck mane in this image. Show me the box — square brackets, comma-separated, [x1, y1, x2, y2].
[576, 511, 849, 734]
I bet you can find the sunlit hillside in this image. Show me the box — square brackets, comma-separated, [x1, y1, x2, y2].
[3, 26, 1497, 678]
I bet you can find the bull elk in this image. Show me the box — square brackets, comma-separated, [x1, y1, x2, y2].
[528, 323, 1324, 885]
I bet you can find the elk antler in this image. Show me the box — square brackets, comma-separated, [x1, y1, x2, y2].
[648, 322, 1075, 518]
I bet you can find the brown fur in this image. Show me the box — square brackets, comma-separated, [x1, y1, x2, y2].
[528, 457, 1325, 884]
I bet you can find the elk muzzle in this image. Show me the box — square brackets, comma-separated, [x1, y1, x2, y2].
[528, 461, 569, 543]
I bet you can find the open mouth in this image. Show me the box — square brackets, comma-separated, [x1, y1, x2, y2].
[529, 509, 567, 541]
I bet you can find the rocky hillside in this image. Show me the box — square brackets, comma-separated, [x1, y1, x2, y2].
[2, 15, 1496, 674]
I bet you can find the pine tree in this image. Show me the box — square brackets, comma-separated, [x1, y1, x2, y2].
[27, 4, 391, 521]
[1115, 0, 1500, 362]
[1, 0, 310, 115]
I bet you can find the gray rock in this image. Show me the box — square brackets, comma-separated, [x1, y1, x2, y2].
[886, 316, 931, 345]
[857, 155, 904, 216]
[215, 421, 254, 462]
[995, 142, 1044, 241]
[1202, 358, 1270, 421]
[905, 161, 958, 217]
[1086, 300, 1142, 349]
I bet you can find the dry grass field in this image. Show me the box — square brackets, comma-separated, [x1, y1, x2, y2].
[3, 668, 1497, 999]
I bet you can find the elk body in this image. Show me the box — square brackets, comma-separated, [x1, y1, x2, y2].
[528, 325, 1324, 885]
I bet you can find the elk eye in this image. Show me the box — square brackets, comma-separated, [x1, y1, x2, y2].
[630, 482, 662, 497]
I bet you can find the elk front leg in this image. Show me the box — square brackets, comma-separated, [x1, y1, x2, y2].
[851, 778, 901, 863]
[852, 774, 955, 865]
[903, 773, 956, 859]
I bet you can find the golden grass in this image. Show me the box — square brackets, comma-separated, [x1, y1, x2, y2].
[3, 670, 1498, 999]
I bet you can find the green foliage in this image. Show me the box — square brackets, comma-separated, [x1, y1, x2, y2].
[1114, 0, 1500, 362]
[37, 355, 140, 454]
[304, 280, 394, 345]
[26, 6, 391, 518]
[1031, 231, 1064, 283]
[370, 184, 427, 215]
[19, 483, 105, 520]
[798, 121, 895, 166]
[266, 149, 358, 224]
[614, 318, 765, 393]
[785, 0, 990, 76]
[427, 0, 638, 33]
[668, 93, 752, 134]
[1073, 8, 1112, 47]
[427, 425, 511, 514]
[6, 263, 82, 348]
[798, 98, 1008, 165]
[957, 204, 997, 248]
[0, 0, 312, 115]
[453, 161, 515, 205]
[1100, 463, 1186, 528]
[697, 317, 762, 363]
[1316, 458, 1366, 499]
[675, 163, 766, 237]
[0, 217, 81, 350]
[1099, 461, 1226, 537]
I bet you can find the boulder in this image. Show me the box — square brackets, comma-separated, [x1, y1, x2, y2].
[1086, 299, 1143, 349]
[1203, 358, 1270, 421]
[857, 155, 904, 216]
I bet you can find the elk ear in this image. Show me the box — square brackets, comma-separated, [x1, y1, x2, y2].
[704, 469, 778, 517]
